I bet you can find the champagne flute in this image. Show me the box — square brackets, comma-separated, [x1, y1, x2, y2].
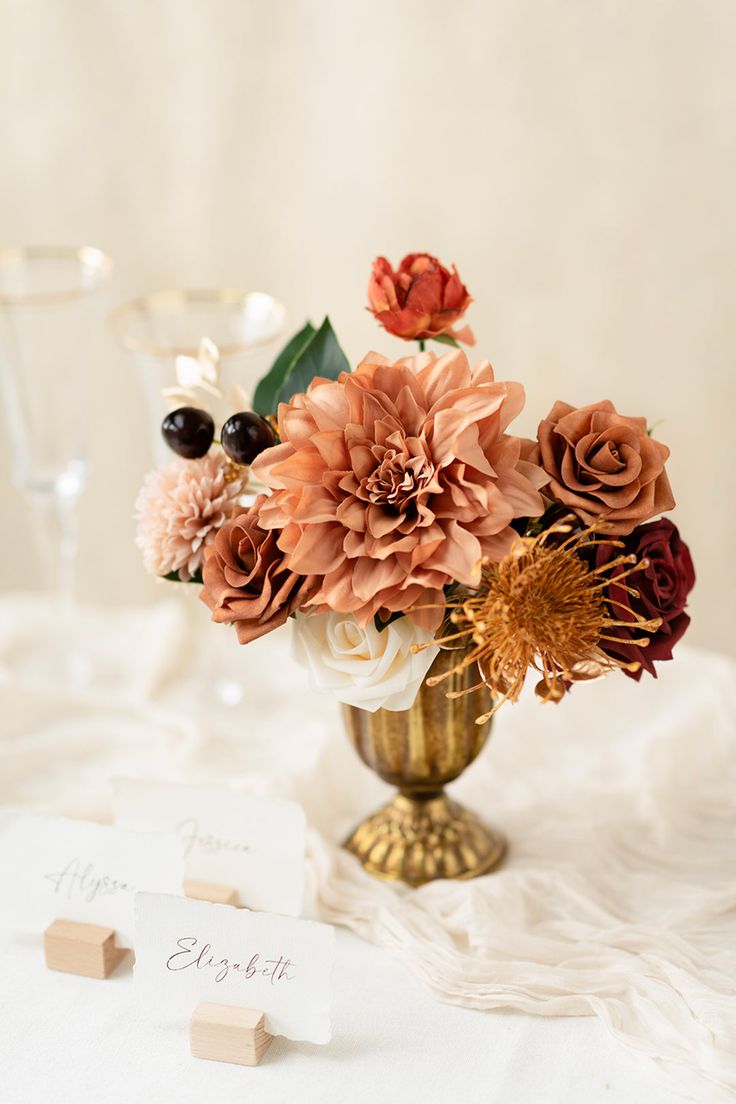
[0, 245, 112, 684]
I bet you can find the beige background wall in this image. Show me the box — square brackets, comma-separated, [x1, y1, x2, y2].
[0, 0, 733, 654]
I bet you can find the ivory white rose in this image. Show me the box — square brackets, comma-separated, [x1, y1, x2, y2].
[291, 611, 440, 712]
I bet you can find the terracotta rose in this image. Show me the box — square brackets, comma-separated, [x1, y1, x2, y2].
[200, 495, 316, 644]
[532, 400, 674, 535]
[367, 253, 474, 344]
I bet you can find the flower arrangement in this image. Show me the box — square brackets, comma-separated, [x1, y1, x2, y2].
[136, 252, 694, 718]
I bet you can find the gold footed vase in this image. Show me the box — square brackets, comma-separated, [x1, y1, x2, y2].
[343, 649, 506, 887]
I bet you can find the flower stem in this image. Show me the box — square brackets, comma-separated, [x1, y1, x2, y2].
[418, 339, 426, 352]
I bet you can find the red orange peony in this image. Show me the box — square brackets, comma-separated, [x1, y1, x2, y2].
[367, 253, 474, 345]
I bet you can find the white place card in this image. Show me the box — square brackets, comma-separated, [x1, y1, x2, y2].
[112, 779, 306, 916]
[134, 893, 334, 1044]
[0, 813, 183, 946]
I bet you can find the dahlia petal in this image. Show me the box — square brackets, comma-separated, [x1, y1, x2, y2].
[352, 555, 405, 602]
[363, 529, 419, 560]
[515, 457, 549, 490]
[417, 349, 471, 407]
[335, 497, 367, 532]
[492, 467, 546, 517]
[476, 526, 518, 562]
[311, 430, 350, 470]
[429, 391, 505, 459]
[372, 363, 426, 407]
[469, 359, 495, 385]
[424, 520, 482, 584]
[318, 570, 382, 625]
[277, 403, 318, 448]
[404, 590, 445, 631]
[290, 522, 347, 573]
[293, 483, 340, 523]
[450, 424, 496, 477]
[269, 444, 326, 486]
[406, 524, 447, 566]
[304, 380, 351, 432]
[356, 387, 400, 433]
[251, 441, 294, 488]
[256, 492, 293, 530]
[366, 503, 405, 539]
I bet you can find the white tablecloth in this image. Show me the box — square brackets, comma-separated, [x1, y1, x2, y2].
[0, 929, 675, 1104]
[0, 593, 734, 1103]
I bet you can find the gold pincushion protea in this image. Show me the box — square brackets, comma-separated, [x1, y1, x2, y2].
[414, 520, 663, 722]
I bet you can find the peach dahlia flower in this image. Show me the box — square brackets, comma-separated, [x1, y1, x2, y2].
[251, 349, 547, 627]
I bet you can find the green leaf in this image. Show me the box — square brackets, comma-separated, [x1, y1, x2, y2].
[430, 333, 459, 348]
[252, 321, 316, 417]
[161, 569, 202, 584]
[275, 316, 349, 407]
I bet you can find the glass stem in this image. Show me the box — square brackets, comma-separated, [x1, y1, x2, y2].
[28, 488, 80, 648]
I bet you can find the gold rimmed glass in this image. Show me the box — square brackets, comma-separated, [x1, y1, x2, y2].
[0, 245, 112, 684]
[109, 287, 286, 709]
[108, 288, 286, 463]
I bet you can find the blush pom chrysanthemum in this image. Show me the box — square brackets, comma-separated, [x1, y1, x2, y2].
[135, 452, 248, 581]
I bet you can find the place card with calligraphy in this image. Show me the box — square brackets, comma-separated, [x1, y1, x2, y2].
[134, 892, 334, 1045]
[0, 813, 183, 946]
[112, 779, 306, 915]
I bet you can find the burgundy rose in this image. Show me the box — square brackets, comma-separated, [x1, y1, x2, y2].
[200, 494, 317, 644]
[367, 253, 474, 344]
[595, 519, 695, 679]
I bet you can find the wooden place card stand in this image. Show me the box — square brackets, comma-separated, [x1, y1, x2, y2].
[190, 1002, 272, 1066]
[44, 918, 128, 979]
[183, 879, 239, 907]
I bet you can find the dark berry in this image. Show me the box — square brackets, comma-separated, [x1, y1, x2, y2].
[161, 406, 215, 459]
[220, 411, 276, 465]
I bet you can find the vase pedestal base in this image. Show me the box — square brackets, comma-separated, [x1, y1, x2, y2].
[344, 792, 506, 887]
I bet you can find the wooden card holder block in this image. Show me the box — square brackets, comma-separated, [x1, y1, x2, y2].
[184, 879, 239, 906]
[190, 1002, 273, 1067]
[44, 918, 128, 979]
